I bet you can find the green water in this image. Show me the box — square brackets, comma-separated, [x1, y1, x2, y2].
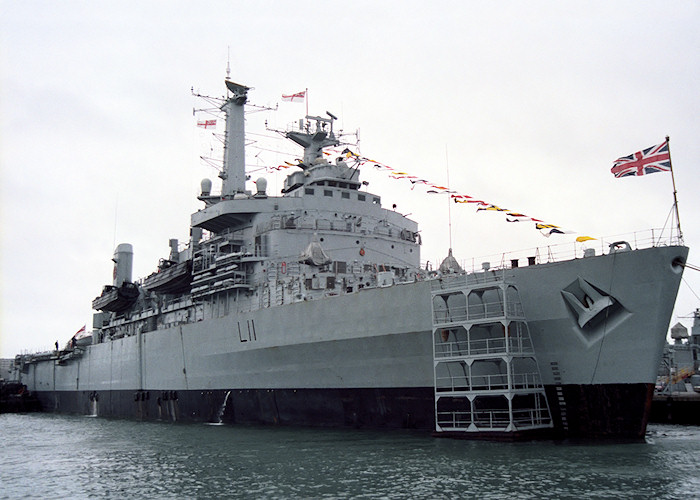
[1, 414, 698, 499]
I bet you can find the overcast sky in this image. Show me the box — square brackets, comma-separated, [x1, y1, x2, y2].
[2, 1, 699, 357]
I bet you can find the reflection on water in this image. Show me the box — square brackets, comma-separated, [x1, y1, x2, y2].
[1, 414, 698, 499]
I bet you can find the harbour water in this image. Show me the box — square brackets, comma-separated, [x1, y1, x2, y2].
[1, 414, 698, 499]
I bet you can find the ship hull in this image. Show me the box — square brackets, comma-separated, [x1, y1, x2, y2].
[29, 382, 652, 439]
[20, 244, 687, 439]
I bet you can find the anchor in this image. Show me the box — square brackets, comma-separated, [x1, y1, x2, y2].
[561, 277, 615, 329]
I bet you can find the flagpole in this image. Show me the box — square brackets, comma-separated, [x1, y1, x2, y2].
[305, 88, 309, 117]
[666, 135, 683, 244]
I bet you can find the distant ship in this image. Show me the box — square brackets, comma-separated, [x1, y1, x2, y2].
[14, 78, 688, 439]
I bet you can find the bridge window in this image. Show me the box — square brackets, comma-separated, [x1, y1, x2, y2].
[305, 188, 314, 195]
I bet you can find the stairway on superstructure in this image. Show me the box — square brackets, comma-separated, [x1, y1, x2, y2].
[430, 269, 553, 435]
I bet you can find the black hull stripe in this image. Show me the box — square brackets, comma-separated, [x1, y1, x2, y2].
[30, 383, 653, 440]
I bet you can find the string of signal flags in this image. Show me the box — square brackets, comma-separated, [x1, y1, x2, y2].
[268, 90, 677, 241]
[267, 138, 674, 243]
[339, 149, 589, 240]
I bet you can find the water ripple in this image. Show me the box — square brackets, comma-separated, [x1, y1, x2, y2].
[1, 415, 698, 499]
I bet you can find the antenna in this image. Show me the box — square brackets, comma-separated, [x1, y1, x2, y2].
[112, 193, 119, 251]
[446, 144, 453, 250]
[226, 46, 231, 80]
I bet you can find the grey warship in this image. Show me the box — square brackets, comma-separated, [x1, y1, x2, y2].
[15, 78, 688, 439]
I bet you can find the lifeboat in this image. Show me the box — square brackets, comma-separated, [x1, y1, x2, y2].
[142, 259, 193, 294]
[92, 282, 140, 312]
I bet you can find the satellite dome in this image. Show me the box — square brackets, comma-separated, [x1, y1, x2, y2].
[671, 322, 689, 340]
[200, 178, 212, 196]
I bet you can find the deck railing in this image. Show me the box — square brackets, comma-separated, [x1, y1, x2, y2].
[437, 408, 552, 430]
[432, 301, 524, 322]
[426, 228, 682, 275]
[434, 335, 534, 358]
[436, 372, 543, 392]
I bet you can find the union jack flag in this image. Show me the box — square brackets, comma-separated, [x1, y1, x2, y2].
[611, 140, 671, 178]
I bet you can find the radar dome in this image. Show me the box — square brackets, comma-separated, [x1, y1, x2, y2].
[256, 177, 268, 195]
[671, 322, 689, 340]
[200, 178, 212, 196]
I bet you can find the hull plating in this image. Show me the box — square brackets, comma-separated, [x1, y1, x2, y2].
[32, 383, 652, 439]
[20, 245, 687, 438]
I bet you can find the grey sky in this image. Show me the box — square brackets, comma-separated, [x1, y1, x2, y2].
[2, 1, 699, 356]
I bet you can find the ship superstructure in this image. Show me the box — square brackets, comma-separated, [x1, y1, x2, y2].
[14, 78, 688, 440]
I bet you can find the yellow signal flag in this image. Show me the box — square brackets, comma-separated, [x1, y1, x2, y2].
[575, 236, 597, 242]
[479, 204, 508, 212]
